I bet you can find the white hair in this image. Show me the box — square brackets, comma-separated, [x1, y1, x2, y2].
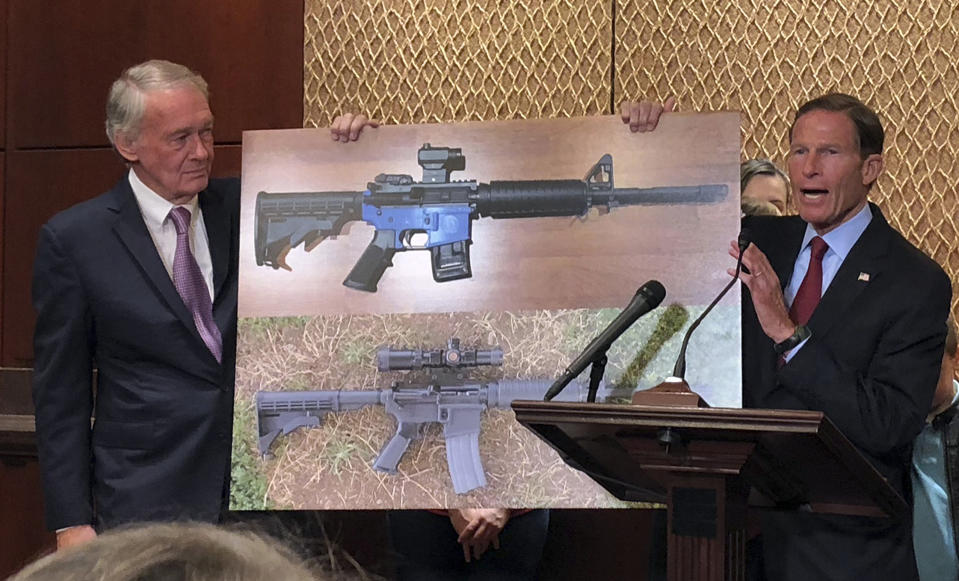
[105, 59, 209, 145]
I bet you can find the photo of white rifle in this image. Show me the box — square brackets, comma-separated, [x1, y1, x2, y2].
[256, 337, 629, 494]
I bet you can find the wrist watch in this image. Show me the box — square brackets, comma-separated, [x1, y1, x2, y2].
[774, 325, 810, 355]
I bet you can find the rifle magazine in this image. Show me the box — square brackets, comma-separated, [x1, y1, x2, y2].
[445, 432, 486, 494]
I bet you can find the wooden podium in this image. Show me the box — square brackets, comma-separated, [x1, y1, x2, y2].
[511, 401, 906, 581]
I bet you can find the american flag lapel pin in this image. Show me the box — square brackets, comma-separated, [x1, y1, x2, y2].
[858, 272, 870, 282]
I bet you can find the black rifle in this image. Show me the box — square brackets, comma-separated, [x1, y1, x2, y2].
[255, 144, 727, 292]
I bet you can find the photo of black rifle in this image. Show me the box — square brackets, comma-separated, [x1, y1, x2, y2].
[256, 337, 628, 494]
[254, 144, 727, 292]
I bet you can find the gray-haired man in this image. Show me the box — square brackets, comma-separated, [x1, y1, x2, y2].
[32, 59, 239, 549]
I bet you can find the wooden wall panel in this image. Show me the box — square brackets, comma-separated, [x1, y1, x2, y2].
[539, 509, 657, 580]
[142, 1, 304, 141]
[1, 147, 241, 366]
[1, 0, 7, 149]
[0, 368, 32, 415]
[7, 0, 303, 149]
[214, 144, 242, 179]
[2, 150, 126, 366]
[7, 1, 143, 149]
[0, 458, 55, 578]
[0, 154, 4, 362]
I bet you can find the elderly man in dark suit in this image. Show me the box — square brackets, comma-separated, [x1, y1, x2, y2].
[732, 93, 951, 580]
[31, 60, 239, 550]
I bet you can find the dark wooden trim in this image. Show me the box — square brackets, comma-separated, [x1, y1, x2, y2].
[0, 457, 55, 578]
[6, 2, 304, 149]
[0, 415, 35, 457]
[0, 0, 7, 150]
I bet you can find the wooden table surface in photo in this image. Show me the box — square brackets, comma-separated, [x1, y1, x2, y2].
[238, 113, 741, 317]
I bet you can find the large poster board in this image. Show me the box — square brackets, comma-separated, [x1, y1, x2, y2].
[231, 113, 741, 510]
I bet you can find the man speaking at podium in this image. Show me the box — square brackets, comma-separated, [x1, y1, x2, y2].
[732, 94, 951, 580]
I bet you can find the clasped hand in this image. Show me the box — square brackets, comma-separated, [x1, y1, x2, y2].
[449, 508, 510, 563]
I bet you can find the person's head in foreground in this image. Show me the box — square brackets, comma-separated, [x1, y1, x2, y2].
[10, 522, 319, 581]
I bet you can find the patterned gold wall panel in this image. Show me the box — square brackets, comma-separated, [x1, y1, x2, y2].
[615, 0, 959, 285]
[305, 0, 959, 290]
[304, 0, 612, 125]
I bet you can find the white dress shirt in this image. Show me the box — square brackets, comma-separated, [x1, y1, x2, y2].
[128, 168, 215, 300]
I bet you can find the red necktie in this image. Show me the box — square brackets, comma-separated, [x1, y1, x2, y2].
[789, 236, 829, 326]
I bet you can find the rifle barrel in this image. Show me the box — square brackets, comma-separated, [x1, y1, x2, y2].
[601, 184, 728, 206]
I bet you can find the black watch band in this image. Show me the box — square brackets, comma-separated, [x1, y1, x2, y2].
[774, 325, 810, 355]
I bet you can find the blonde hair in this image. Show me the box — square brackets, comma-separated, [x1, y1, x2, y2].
[10, 522, 319, 581]
[740, 196, 782, 217]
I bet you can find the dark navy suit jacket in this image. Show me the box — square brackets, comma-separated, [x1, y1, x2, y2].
[32, 175, 240, 530]
[742, 204, 951, 580]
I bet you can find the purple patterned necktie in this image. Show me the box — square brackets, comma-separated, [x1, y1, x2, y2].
[169, 206, 222, 362]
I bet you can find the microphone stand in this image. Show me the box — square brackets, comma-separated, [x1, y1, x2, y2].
[544, 280, 666, 402]
[633, 235, 748, 407]
[586, 354, 608, 403]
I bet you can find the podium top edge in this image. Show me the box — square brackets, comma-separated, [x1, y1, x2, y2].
[510, 400, 827, 432]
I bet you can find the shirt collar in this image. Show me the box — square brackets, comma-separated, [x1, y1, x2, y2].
[929, 379, 959, 424]
[128, 168, 200, 228]
[799, 203, 873, 261]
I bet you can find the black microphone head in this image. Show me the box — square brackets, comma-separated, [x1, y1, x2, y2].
[638, 280, 666, 308]
[738, 228, 751, 252]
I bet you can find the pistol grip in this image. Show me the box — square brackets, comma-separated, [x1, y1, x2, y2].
[344, 229, 397, 292]
[373, 422, 415, 473]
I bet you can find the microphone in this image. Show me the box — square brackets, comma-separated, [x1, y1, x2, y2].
[670, 229, 750, 380]
[632, 230, 750, 407]
[737, 228, 751, 274]
[544, 280, 666, 401]
[738, 228, 751, 253]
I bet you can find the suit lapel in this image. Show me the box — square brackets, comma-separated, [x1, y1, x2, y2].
[108, 178, 216, 360]
[198, 183, 237, 353]
[806, 204, 890, 338]
[767, 217, 807, 290]
[199, 185, 232, 302]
